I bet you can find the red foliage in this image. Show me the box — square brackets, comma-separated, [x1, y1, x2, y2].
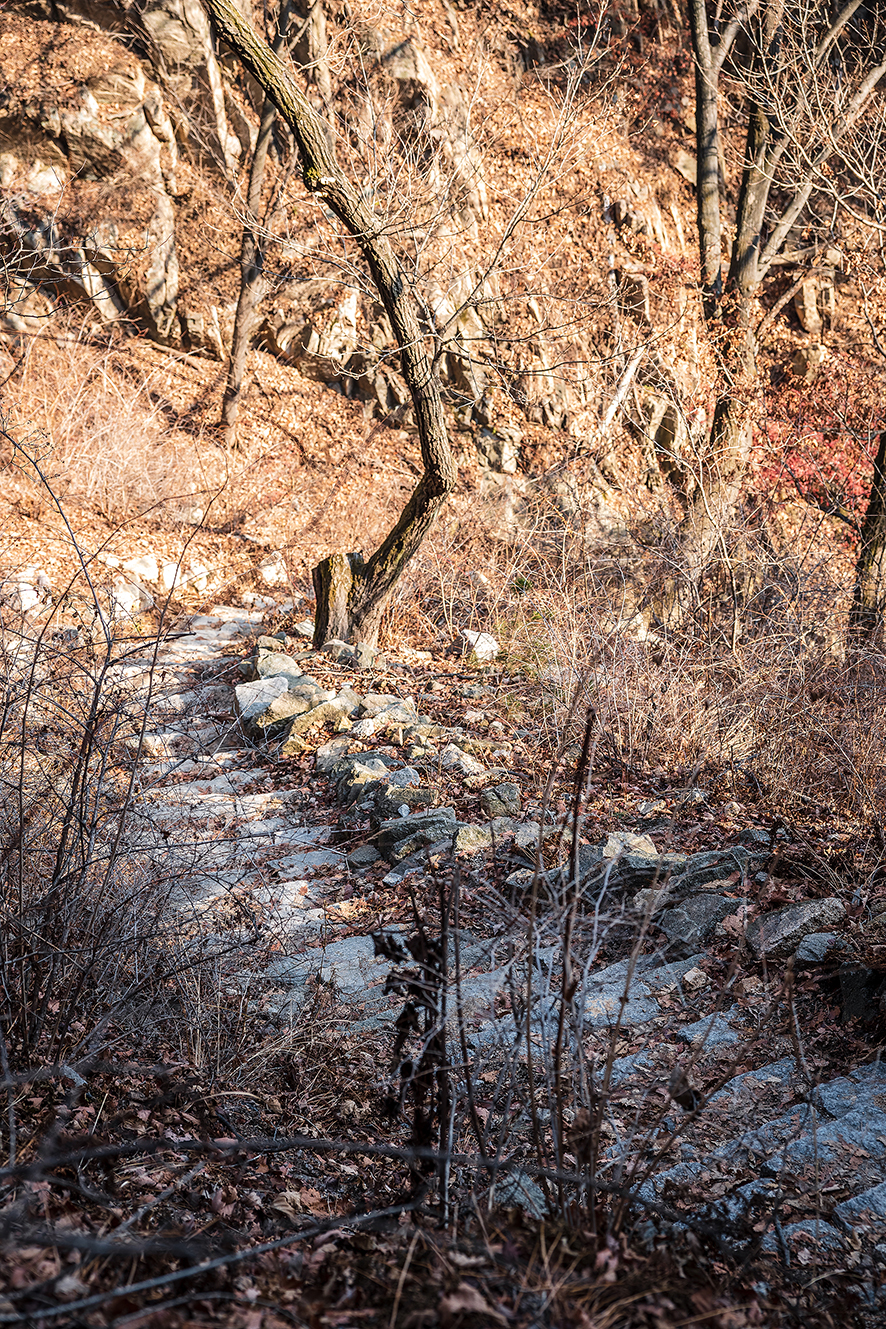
[754, 350, 883, 527]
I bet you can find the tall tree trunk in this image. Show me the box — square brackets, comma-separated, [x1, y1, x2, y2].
[657, 0, 776, 631]
[220, 0, 297, 447]
[849, 429, 886, 646]
[220, 97, 277, 446]
[201, 0, 456, 647]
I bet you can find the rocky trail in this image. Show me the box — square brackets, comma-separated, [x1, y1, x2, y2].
[109, 604, 886, 1308]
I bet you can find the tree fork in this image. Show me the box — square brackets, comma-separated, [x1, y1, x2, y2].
[200, 0, 456, 645]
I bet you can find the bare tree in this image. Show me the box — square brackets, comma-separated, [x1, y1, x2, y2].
[672, 0, 886, 629]
[201, 0, 457, 648]
[220, 0, 334, 448]
[202, 0, 612, 649]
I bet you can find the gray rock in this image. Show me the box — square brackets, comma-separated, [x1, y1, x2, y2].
[248, 690, 313, 735]
[384, 766, 423, 789]
[374, 784, 433, 818]
[459, 629, 499, 664]
[264, 956, 310, 987]
[234, 676, 288, 722]
[455, 823, 493, 853]
[677, 1012, 742, 1047]
[579, 953, 703, 1028]
[809, 1063, 886, 1118]
[746, 897, 846, 958]
[487, 1168, 546, 1218]
[761, 1219, 846, 1253]
[481, 782, 521, 818]
[371, 702, 425, 733]
[318, 934, 392, 997]
[514, 821, 542, 852]
[377, 807, 457, 863]
[489, 817, 520, 840]
[834, 1180, 886, 1229]
[795, 931, 844, 963]
[707, 1057, 797, 1108]
[763, 1104, 886, 1176]
[336, 757, 397, 805]
[360, 692, 409, 718]
[323, 638, 356, 663]
[440, 743, 486, 777]
[381, 838, 453, 883]
[283, 699, 353, 740]
[348, 844, 381, 869]
[674, 845, 765, 891]
[659, 894, 745, 954]
[335, 686, 364, 715]
[315, 736, 357, 774]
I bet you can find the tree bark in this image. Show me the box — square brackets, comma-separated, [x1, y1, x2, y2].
[200, 0, 456, 647]
[220, 95, 277, 446]
[220, 0, 299, 447]
[849, 429, 886, 646]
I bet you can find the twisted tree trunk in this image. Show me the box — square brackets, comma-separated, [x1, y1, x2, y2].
[201, 0, 456, 646]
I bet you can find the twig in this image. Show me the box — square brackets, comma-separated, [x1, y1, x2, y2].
[0, 1027, 15, 1169]
[0, 1197, 425, 1324]
[388, 1228, 420, 1329]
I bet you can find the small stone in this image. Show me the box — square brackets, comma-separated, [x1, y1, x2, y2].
[791, 342, 826, 382]
[249, 690, 312, 735]
[441, 743, 486, 777]
[455, 823, 493, 853]
[110, 579, 153, 616]
[10, 584, 40, 612]
[348, 844, 381, 869]
[283, 699, 353, 738]
[746, 897, 846, 959]
[188, 562, 211, 592]
[459, 629, 500, 664]
[480, 782, 521, 818]
[351, 717, 378, 738]
[681, 967, 709, 990]
[361, 692, 410, 718]
[335, 686, 363, 715]
[259, 551, 288, 585]
[514, 821, 541, 852]
[795, 932, 844, 963]
[673, 147, 697, 184]
[488, 1168, 546, 1219]
[291, 619, 314, 638]
[377, 808, 457, 863]
[315, 736, 355, 774]
[834, 1180, 886, 1230]
[354, 642, 378, 669]
[677, 1012, 741, 1046]
[659, 894, 744, 953]
[161, 561, 184, 591]
[604, 831, 657, 858]
[323, 638, 356, 662]
[123, 554, 159, 583]
[233, 675, 288, 722]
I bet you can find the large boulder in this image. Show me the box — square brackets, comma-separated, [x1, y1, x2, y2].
[8, 0, 242, 171]
[0, 15, 179, 338]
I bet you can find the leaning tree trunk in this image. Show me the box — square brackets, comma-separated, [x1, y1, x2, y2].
[220, 0, 304, 447]
[201, 0, 456, 647]
[849, 428, 886, 647]
[220, 94, 278, 446]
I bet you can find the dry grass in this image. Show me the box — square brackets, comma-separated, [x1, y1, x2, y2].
[2, 337, 222, 523]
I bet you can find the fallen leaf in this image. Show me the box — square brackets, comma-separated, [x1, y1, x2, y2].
[439, 1284, 505, 1323]
[271, 1190, 302, 1220]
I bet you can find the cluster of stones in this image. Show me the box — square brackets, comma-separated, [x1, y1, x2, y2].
[233, 635, 527, 878]
[116, 608, 886, 1276]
